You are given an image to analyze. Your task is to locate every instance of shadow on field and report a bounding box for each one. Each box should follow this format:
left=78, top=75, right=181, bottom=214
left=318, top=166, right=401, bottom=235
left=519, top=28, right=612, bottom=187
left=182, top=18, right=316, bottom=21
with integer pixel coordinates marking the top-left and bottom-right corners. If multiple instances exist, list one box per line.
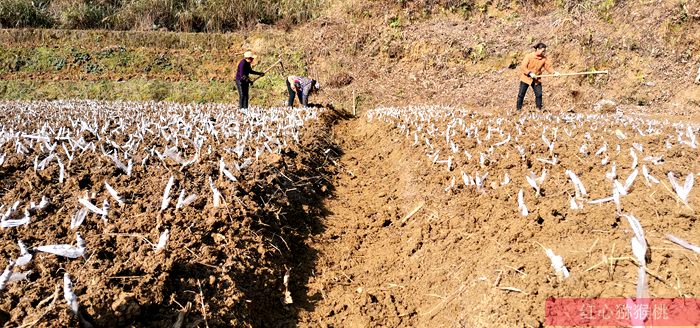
left=242, top=107, right=353, bottom=327
left=50, top=105, right=355, bottom=328
left=73, top=107, right=353, bottom=328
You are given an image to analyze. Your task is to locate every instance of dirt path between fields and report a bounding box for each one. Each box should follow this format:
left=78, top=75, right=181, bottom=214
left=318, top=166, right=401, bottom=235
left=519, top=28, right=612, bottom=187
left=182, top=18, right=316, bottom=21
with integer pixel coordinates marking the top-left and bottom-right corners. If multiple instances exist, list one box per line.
left=295, top=116, right=486, bottom=327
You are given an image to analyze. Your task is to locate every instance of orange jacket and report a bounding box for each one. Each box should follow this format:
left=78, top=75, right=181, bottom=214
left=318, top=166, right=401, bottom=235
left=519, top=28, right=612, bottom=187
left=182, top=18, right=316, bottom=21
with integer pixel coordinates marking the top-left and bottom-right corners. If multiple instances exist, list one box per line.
left=519, top=51, right=554, bottom=85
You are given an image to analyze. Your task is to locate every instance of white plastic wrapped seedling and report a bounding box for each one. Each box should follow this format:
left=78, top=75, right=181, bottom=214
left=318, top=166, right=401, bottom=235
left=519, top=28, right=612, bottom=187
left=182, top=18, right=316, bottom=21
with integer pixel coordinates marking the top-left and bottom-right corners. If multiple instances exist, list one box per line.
left=629, top=148, right=638, bottom=169
left=36, top=233, right=86, bottom=259
left=105, top=182, right=124, bottom=206
left=0, top=260, right=15, bottom=291
left=541, top=133, right=554, bottom=153
left=595, top=143, right=607, bottom=156
left=63, top=273, right=80, bottom=315
left=1, top=209, right=30, bottom=228
left=565, top=170, right=588, bottom=198
left=161, top=176, right=175, bottom=211
left=613, top=169, right=638, bottom=196
left=15, top=240, right=32, bottom=267
left=668, top=172, right=694, bottom=205
left=605, top=163, right=617, bottom=181
left=209, top=176, right=222, bottom=208
left=622, top=214, right=647, bottom=266
left=518, top=189, right=528, bottom=217
left=526, top=169, right=546, bottom=195
left=623, top=214, right=648, bottom=300
left=475, top=171, right=488, bottom=192
left=679, top=126, right=697, bottom=149
left=71, top=208, right=88, bottom=230
left=641, top=165, right=659, bottom=185
left=58, top=159, right=65, bottom=183
left=155, top=229, right=169, bottom=253
left=461, top=171, right=473, bottom=187
left=78, top=197, right=106, bottom=216
left=8, top=270, right=31, bottom=283
left=544, top=248, right=570, bottom=279
left=666, top=234, right=700, bottom=253
left=643, top=155, right=663, bottom=165
left=219, top=158, right=237, bottom=182
left=501, top=173, right=510, bottom=186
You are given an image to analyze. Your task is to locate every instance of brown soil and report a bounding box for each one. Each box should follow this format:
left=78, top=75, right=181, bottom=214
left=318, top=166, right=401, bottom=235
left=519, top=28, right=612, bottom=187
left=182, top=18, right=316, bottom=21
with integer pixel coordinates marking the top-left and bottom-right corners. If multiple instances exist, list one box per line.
left=0, top=99, right=698, bottom=327
left=296, top=106, right=699, bottom=326
left=0, top=101, right=342, bottom=327
left=1, top=1, right=700, bottom=322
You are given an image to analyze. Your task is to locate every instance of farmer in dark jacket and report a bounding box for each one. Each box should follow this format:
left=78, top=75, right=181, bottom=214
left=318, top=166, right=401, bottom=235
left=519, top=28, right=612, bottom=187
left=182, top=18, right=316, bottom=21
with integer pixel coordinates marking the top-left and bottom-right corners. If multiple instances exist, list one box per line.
left=286, top=75, right=320, bottom=107
left=235, top=51, right=264, bottom=109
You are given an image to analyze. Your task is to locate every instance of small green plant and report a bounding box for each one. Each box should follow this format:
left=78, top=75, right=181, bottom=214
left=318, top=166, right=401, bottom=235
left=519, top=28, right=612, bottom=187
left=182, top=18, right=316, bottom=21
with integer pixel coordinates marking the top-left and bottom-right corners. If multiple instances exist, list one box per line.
left=71, top=50, right=91, bottom=65
left=389, top=16, right=401, bottom=28
left=11, top=56, right=27, bottom=72
left=469, top=43, right=487, bottom=63
left=84, top=62, right=102, bottom=74
left=96, top=46, right=126, bottom=59
left=635, top=72, right=646, bottom=83
left=596, top=0, right=615, bottom=22
left=671, top=1, right=689, bottom=26
left=53, top=58, right=66, bottom=71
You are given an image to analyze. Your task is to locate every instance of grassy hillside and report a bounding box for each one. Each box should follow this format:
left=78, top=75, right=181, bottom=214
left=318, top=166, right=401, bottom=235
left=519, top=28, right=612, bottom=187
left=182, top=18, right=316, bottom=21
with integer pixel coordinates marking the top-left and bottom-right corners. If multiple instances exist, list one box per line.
left=1, top=0, right=699, bottom=116
left=0, top=0, right=325, bottom=31
left=0, top=28, right=310, bottom=105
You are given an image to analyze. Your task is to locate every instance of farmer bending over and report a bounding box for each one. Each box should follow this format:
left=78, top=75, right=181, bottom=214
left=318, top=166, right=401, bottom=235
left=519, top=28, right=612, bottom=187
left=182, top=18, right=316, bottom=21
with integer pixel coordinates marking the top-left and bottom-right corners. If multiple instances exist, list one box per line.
left=235, top=51, right=264, bottom=109
left=516, top=42, right=559, bottom=111
left=287, top=75, right=321, bottom=107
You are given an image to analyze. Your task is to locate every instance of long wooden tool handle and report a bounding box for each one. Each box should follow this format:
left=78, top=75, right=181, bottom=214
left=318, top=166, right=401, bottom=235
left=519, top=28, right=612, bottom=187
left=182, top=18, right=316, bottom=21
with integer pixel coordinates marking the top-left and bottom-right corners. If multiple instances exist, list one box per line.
left=535, top=70, right=609, bottom=78
left=251, top=59, right=283, bottom=82
left=259, top=59, right=282, bottom=75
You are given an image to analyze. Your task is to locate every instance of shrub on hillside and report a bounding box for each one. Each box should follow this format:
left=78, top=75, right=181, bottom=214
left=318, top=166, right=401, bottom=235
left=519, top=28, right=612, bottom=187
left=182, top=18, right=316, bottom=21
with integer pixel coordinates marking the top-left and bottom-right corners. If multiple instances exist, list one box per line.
left=186, top=0, right=325, bottom=31
left=49, top=0, right=113, bottom=29
left=108, top=0, right=186, bottom=31
left=0, top=0, right=325, bottom=31
left=396, top=0, right=475, bottom=15
left=0, top=0, right=52, bottom=28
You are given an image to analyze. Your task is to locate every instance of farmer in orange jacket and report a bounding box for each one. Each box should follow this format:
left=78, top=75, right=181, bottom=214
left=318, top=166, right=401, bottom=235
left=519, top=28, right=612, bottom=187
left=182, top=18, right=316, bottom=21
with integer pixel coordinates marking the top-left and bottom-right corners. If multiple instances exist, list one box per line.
left=516, top=42, right=559, bottom=111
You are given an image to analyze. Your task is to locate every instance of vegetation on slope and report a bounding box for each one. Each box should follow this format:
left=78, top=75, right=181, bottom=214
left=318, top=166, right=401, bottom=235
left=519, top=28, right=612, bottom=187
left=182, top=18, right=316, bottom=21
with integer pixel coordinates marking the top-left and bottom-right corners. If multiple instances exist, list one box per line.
left=0, top=0, right=698, bottom=113
left=0, top=0, right=325, bottom=31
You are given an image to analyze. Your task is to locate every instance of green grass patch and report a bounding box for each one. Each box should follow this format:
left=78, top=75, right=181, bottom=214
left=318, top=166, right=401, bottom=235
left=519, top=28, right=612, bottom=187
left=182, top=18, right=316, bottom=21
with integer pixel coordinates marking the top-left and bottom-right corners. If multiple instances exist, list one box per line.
left=0, top=78, right=295, bottom=105
left=0, top=0, right=327, bottom=32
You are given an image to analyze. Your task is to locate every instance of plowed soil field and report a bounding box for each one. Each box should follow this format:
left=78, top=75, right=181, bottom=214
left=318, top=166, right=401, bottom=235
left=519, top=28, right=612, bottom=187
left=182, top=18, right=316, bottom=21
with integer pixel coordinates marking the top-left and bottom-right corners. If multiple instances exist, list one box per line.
left=297, top=107, right=700, bottom=327
left=0, top=101, right=698, bottom=327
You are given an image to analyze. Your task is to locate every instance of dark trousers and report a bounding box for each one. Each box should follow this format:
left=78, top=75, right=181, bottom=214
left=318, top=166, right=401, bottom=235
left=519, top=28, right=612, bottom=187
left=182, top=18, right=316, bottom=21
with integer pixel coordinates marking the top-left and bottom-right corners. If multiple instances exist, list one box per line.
left=516, top=81, right=543, bottom=110
left=286, top=80, right=303, bottom=107
left=236, top=80, right=250, bottom=109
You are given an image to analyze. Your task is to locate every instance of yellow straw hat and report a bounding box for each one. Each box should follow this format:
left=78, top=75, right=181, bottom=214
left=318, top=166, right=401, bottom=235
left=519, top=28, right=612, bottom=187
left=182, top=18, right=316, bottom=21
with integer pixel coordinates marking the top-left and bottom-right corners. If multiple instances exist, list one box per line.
left=243, top=51, right=257, bottom=60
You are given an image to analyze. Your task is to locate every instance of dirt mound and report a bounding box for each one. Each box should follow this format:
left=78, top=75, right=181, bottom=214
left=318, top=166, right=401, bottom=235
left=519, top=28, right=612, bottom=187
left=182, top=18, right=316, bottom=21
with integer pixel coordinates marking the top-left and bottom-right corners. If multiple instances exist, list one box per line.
left=0, top=100, right=341, bottom=327
left=297, top=106, right=699, bottom=326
